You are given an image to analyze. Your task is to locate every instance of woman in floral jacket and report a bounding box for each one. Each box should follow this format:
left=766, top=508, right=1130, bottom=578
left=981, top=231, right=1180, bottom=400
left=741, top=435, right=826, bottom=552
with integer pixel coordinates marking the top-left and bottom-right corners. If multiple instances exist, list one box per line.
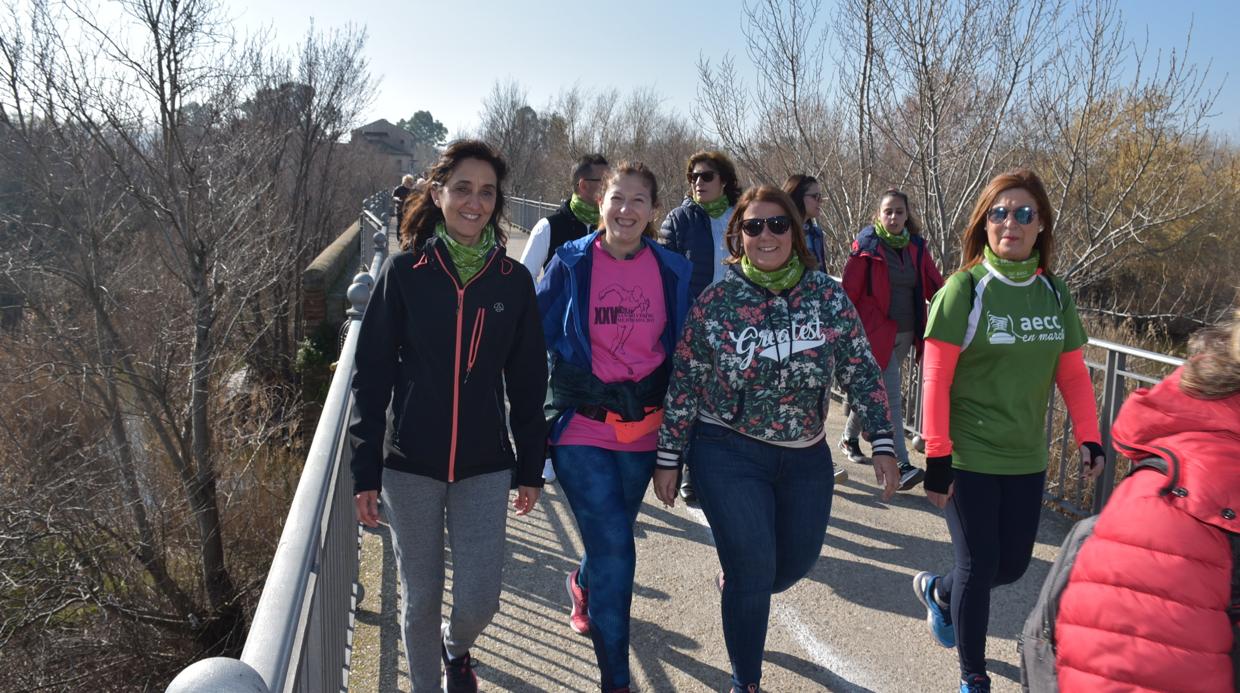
left=652, top=185, right=900, bottom=693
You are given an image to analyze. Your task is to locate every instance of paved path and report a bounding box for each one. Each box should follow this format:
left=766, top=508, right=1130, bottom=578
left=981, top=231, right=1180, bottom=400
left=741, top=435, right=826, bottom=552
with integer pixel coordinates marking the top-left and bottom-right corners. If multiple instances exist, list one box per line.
left=348, top=224, right=1075, bottom=692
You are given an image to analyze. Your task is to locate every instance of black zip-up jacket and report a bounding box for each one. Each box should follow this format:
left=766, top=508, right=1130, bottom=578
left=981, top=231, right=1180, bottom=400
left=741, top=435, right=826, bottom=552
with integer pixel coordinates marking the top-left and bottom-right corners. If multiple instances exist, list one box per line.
left=348, top=235, right=548, bottom=493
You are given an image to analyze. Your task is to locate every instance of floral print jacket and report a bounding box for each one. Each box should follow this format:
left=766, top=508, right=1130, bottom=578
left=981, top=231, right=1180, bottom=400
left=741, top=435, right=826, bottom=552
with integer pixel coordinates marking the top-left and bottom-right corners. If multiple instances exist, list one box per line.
left=655, top=266, right=894, bottom=469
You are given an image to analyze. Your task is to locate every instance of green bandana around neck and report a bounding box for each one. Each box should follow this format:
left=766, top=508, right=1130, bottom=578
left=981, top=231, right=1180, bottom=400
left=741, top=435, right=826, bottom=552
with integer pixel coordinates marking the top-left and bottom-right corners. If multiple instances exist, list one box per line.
left=569, top=193, right=600, bottom=226
left=695, top=194, right=731, bottom=219
left=740, top=253, right=804, bottom=292
left=435, top=222, right=496, bottom=284
left=874, top=221, right=910, bottom=250
left=983, top=245, right=1040, bottom=282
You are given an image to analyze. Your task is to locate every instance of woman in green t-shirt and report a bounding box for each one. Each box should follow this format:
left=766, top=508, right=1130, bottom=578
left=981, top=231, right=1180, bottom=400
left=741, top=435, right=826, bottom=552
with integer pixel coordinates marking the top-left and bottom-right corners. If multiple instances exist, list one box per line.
left=911, top=169, right=1106, bottom=693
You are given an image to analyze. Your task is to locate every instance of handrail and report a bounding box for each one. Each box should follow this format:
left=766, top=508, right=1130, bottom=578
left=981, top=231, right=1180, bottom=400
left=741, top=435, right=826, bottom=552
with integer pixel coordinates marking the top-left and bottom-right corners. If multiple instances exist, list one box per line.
left=165, top=218, right=392, bottom=693
left=508, top=195, right=560, bottom=232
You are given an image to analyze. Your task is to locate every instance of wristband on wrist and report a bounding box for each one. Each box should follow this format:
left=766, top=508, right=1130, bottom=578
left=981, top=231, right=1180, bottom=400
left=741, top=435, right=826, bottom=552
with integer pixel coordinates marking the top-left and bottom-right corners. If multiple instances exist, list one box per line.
left=924, top=454, right=954, bottom=493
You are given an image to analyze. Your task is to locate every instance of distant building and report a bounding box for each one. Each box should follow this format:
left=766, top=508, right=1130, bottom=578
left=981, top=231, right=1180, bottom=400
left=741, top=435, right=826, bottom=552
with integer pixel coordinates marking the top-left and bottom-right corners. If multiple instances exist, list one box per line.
left=348, top=119, right=436, bottom=176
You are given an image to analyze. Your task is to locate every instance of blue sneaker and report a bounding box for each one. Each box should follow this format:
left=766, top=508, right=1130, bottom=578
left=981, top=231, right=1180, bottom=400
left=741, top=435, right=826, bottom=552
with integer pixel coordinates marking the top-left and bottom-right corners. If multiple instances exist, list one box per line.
left=913, top=571, right=955, bottom=648
left=959, top=673, right=991, bottom=692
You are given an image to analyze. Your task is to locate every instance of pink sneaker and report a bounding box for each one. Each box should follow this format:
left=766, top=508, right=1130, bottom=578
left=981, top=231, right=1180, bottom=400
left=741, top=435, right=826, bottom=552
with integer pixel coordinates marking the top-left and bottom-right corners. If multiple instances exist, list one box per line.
left=566, top=568, right=590, bottom=635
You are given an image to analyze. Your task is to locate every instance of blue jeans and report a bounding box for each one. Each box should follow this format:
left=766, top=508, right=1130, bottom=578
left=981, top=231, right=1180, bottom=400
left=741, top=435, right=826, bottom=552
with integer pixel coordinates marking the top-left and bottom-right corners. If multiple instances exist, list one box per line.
left=552, top=445, right=656, bottom=689
left=687, top=422, right=834, bottom=690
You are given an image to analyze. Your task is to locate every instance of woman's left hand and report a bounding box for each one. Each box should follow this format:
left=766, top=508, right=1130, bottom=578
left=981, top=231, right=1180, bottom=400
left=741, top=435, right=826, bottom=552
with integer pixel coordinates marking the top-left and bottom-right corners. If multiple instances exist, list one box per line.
left=652, top=468, right=680, bottom=508
left=871, top=453, right=900, bottom=501
left=1080, top=442, right=1106, bottom=481
left=512, top=485, right=541, bottom=516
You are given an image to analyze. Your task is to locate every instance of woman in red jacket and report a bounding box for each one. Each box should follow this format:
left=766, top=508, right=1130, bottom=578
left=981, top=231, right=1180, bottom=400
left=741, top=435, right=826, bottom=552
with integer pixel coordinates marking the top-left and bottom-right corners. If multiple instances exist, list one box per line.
left=840, top=189, right=944, bottom=490
left=1055, top=312, right=1240, bottom=692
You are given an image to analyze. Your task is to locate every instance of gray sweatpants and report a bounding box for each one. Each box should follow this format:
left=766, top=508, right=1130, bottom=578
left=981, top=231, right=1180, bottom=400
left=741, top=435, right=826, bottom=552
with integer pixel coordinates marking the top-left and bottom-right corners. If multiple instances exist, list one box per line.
left=845, top=330, right=914, bottom=466
left=380, top=468, right=511, bottom=693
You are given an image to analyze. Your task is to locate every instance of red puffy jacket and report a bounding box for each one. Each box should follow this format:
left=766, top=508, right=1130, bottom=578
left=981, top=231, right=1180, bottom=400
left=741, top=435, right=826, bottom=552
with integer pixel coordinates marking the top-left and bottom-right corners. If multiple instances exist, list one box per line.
left=841, top=226, right=944, bottom=369
left=1055, top=369, right=1240, bottom=692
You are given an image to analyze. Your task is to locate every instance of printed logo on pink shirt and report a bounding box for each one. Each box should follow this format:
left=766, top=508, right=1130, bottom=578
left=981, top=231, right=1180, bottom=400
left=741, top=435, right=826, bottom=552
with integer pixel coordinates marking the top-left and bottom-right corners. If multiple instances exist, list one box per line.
left=594, top=283, right=654, bottom=361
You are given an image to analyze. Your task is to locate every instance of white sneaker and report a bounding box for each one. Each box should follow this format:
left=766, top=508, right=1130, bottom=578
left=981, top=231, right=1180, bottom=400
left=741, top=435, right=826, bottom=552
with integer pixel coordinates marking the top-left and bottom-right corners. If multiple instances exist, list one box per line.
left=542, top=458, right=556, bottom=483
left=833, top=463, right=848, bottom=484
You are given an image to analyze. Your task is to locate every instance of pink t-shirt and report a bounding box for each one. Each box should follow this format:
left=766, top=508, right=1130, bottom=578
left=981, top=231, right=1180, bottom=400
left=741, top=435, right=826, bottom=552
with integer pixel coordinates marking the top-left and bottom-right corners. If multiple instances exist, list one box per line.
left=557, top=241, right=667, bottom=451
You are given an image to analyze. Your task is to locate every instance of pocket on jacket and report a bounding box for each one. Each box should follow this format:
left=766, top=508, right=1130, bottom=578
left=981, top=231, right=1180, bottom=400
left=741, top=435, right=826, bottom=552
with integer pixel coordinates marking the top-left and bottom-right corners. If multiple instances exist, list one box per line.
left=391, top=383, right=416, bottom=445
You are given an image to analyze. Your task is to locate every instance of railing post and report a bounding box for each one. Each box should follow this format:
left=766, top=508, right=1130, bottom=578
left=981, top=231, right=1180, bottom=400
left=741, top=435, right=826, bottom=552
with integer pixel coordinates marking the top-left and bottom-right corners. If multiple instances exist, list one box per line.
left=165, top=657, right=269, bottom=692
left=348, top=273, right=373, bottom=322
left=1092, top=351, right=1126, bottom=513
left=359, top=210, right=368, bottom=271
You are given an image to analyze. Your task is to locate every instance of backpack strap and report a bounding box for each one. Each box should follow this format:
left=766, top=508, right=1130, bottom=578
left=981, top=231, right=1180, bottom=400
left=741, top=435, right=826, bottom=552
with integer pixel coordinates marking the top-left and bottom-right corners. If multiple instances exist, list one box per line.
left=1037, top=273, right=1064, bottom=311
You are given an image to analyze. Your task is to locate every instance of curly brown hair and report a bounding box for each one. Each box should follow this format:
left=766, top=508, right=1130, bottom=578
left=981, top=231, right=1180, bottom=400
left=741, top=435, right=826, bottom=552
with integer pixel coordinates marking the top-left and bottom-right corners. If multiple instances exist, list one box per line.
left=401, top=140, right=508, bottom=252
left=686, top=150, right=743, bottom=206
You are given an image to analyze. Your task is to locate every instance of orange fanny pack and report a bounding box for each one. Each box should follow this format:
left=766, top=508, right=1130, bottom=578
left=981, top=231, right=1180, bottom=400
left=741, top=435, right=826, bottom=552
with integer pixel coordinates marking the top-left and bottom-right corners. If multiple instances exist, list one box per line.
left=604, top=407, right=664, bottom=443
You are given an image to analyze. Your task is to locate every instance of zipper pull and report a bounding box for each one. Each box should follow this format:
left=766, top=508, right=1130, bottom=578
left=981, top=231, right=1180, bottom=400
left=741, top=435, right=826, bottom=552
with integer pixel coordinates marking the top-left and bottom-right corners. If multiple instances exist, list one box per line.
left=463, top=368, right=472, bottom=385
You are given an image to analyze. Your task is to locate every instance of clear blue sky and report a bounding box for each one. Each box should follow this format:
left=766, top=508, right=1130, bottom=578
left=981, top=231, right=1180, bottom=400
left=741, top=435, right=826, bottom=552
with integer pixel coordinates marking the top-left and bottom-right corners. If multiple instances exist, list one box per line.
left=231, top=0, right=1239, bottom=140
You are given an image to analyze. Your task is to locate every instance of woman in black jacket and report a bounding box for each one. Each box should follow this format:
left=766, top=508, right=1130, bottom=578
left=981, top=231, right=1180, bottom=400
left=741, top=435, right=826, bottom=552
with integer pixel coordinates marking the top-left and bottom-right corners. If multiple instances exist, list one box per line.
left=349, top=140, right=548, bottom=693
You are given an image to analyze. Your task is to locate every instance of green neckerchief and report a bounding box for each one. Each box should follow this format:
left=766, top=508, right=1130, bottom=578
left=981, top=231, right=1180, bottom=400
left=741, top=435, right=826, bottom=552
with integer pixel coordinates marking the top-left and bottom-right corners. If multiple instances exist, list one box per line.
left=435, top=222, right=496, bottom=284
left=569, top=193, right=600, bottom=226
left=740, top=253, right=804, bottom=292
left=984, top=245, right=1040, bottom=282
left=874, top=221, right=909, bottom=250
left=694, top=194, right=731, bottom=219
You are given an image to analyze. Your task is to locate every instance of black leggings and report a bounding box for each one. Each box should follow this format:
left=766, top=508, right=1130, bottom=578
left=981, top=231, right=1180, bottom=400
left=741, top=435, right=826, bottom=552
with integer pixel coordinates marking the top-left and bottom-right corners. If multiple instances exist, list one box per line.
left=938, top=468, right=1046, bottom=678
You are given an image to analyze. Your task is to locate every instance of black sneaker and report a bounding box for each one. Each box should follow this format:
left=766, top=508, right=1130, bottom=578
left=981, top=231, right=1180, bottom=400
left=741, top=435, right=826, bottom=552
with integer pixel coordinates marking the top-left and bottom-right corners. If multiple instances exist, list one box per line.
left=898, top=464, right=925, bottom=491
left=441, top=641, right=477, bottom=693
left=838, top=438, right=868, bottom=464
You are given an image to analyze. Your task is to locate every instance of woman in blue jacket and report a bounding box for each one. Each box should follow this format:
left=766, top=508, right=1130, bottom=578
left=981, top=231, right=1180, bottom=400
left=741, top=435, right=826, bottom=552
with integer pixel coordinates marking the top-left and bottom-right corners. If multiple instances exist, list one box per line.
left=537, top=162, right=691, bottom=693
left=658, top=149, right=742, bottom=501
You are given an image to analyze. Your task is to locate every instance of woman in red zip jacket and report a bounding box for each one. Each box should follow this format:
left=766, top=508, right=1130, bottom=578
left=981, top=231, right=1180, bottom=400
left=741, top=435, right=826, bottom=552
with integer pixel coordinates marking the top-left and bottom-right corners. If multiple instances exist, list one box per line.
left=348, top=140, right=548, bottom=693
left=1055, top=313, right=1240, bottom=692
left=839, top=189, right=944, bottom=490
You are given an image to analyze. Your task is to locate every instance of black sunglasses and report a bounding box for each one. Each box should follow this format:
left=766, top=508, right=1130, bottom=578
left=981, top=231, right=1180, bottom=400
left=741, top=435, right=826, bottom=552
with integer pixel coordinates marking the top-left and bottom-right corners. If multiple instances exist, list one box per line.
left=987, top=205, right=1037, bottom=225
left=688, top=170, right=717, bottom=183
left=739, top=216, right=792, bottom=237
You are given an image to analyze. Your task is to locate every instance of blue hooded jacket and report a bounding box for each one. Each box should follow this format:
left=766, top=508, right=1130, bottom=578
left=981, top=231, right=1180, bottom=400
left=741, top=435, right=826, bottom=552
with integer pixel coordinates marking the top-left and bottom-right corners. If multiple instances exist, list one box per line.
left=535, top=231, right=693, bottom=440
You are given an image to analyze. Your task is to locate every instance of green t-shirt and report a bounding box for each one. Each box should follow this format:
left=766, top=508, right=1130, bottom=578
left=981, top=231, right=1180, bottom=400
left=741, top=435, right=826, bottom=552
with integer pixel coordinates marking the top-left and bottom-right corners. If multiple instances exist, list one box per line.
left=924, top=263, right=1087, bottom=474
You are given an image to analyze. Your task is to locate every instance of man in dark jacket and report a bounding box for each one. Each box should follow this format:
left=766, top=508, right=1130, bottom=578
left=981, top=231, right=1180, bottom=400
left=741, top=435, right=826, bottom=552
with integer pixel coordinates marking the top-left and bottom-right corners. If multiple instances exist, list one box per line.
left=519, top=154, right=609, bottom=280
left=519, top=154, right=608, bottom=482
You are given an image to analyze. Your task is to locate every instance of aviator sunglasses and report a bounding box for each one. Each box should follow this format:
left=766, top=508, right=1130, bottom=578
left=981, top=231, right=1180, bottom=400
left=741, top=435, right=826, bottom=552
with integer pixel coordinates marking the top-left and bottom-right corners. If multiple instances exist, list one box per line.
left=987, top=205, right=1038, bottom=225
left=739, top=216, right=792, bottom=236
left=688, top=170, right=718, bottom=183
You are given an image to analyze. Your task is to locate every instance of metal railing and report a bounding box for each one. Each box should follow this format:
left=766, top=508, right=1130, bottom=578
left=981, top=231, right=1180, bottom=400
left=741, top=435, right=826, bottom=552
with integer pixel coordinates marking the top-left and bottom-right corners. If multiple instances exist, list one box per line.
left=362, top=189, right=391, bottom=227
left=508, top=195, right=559, bottom=232
left=857, top=315, right=1184, bottom=520
left=165, top=212, right=392, bottom=693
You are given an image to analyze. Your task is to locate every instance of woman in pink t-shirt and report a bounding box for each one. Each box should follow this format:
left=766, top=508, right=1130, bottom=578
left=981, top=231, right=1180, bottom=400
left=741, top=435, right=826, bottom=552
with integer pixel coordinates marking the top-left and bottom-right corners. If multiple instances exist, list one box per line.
left=535, top=162, right=692, bottom=693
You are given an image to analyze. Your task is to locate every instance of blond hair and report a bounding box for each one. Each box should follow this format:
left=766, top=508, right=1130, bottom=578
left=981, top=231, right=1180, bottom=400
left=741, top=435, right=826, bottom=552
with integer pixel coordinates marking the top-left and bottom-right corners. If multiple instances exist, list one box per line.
left=1179, top=308, right=1240, bottom=399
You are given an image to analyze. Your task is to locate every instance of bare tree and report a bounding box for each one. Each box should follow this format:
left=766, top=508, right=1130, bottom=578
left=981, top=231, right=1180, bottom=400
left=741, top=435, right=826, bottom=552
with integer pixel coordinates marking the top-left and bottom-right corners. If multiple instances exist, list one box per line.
left=0, top=0, right=375, bottom=686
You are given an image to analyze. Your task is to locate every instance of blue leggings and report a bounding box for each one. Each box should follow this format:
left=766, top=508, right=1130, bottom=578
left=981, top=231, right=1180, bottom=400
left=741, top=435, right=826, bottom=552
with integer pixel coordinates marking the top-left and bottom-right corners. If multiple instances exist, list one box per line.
left=552, top=445, right=656, bottom=690
left=938, top=469, right=1045, bottom=678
